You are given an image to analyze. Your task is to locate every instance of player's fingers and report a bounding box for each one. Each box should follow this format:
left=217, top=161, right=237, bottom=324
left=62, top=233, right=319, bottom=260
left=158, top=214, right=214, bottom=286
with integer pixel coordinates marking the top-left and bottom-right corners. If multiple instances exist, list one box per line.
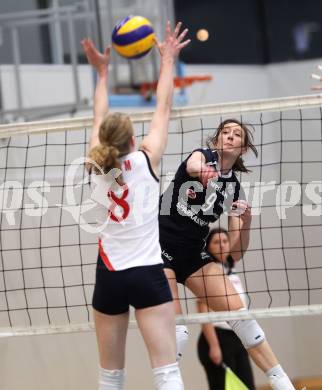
left=177, top=28, right=189, bottom=43
left=173, top=21, right=182, bottom=38
left=153, top=36, right=162, bottom=54
left=232, top=199, right=248, bottom=207
left=104, top=46, right=111, bottom=56
left=81, top=38, right=91, bottom=49
left=153, top=35, right=161, bottom=46
left=231, top=201, right=248, bottom=215
left=178, top=39, right=191, bottom=49
left=85, top=40, right=98, bottom=55
left=165, top=20, right=171, bottom=39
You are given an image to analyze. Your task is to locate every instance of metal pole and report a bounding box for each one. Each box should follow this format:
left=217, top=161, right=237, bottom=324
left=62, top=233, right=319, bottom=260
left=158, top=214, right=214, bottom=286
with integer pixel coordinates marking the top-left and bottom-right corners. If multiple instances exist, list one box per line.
left=11, top=27, right=23, bottom=117
left=106, top=0, right=119, bottom=91
left=83, top=0, right=94, bottom=39
left=50, top=0, right=64, bottom=64
left=93, top=0, right=104, bottom=52
left=67, top=11, right=81, bottom=106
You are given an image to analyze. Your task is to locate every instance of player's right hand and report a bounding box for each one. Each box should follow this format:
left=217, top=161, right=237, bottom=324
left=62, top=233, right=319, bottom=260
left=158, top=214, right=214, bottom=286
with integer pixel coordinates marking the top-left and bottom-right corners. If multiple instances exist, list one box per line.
left=200, top=165, right=218, bottom=187
left=209, top=345, right=223, bottom=366
left=81, top=38, right=110, bottom=76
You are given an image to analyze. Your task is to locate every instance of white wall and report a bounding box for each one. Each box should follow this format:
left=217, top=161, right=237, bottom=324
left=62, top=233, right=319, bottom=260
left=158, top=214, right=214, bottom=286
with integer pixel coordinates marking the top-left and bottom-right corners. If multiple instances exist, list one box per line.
left=0, top=325, right=208, bottom=390
left=1, top=58, right=319, bottom=117
left=184, top=59, right=320, bottom=106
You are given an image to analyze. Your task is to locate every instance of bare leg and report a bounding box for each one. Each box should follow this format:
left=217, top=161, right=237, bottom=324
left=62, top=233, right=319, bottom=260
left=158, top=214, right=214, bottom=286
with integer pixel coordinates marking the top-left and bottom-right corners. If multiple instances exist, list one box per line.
left=94, top=308, right=129, bottom=369
left=185, top=262, right=244, bottom=312
left=186, top=263, right=294, bottom=389
left=164, top=268, right=182, bottom=314
left=135, top=301, right=177, bottom=368
left=135, top=301, right=184, bottom=389
left=248, top=341, right=278, bottom=372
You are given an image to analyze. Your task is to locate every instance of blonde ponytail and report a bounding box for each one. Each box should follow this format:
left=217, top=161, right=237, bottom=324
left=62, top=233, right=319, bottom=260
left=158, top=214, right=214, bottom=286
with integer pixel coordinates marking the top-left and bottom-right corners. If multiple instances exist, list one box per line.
left=88, top=144, right=121, bottom=174
left=87, top=112, right=134, bottom=179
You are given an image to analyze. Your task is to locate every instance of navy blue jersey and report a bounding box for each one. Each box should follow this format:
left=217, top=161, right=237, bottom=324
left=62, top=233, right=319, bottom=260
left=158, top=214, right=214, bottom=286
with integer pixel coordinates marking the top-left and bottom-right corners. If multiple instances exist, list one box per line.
left=159, top=148, right=243, bottom=244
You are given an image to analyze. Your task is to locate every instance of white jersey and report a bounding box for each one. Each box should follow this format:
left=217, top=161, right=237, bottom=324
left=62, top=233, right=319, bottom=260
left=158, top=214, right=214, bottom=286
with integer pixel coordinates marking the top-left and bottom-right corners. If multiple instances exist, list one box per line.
left=92, top=150, right=161, bottom=271
left=213, top=264, right=248, bottom=330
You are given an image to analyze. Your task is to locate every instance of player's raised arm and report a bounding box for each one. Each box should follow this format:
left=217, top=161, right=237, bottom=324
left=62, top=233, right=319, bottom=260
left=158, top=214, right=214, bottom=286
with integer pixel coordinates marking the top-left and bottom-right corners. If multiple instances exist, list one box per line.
left=140, top=21, right=190, bottom=173
left=81, top=38, right=111, bottom=151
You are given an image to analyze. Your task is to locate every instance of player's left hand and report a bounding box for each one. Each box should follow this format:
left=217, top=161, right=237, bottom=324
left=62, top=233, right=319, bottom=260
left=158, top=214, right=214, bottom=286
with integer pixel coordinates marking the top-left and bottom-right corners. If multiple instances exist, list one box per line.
left=230, top=200, right=252, bottom=225
left=155, top=21, right=190, bottom=60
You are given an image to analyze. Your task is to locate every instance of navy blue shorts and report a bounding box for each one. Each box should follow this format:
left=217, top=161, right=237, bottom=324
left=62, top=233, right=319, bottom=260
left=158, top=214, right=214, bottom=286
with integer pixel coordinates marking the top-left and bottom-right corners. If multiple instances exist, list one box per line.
left=160, top=240, right=213, bottom=284
left=92, top=254, right=173, bottom=315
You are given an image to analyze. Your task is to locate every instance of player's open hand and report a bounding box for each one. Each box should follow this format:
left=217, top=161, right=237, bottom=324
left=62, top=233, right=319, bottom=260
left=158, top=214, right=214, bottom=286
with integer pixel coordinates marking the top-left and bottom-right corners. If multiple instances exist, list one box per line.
left=155, top=21, right=190, bottom=61
left=81, top=38, right=110, bottom=76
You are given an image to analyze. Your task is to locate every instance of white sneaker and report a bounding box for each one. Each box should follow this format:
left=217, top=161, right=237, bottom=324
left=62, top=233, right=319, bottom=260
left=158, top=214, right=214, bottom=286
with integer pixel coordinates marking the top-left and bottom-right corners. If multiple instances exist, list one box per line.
left=269, top=375, right=296, bottom=390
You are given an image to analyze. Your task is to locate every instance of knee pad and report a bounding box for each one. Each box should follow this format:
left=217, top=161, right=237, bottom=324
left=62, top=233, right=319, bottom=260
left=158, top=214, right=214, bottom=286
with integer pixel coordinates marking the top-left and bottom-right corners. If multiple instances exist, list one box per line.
left=99, top=367, right=125, bottom=390
left=228, top=309, right=266, bottom=349
left=153, top=362, right=184, bottom=390
left=176, top=325, right=189, bottom=361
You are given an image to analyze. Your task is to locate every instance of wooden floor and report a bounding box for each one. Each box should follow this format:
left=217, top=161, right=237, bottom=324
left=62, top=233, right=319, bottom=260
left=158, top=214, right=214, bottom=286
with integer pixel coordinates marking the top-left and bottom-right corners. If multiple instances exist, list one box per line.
left=258, top=376, right=322, bottom=390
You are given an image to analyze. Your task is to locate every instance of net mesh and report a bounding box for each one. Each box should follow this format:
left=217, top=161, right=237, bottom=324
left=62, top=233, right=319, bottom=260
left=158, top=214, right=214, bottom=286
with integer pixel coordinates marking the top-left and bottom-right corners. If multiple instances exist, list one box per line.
left=1, top=94, right=322, bottom=337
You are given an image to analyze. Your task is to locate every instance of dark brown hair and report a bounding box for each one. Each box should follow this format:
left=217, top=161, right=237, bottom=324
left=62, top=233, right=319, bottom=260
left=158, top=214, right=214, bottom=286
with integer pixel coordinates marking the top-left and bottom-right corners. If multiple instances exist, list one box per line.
left=206, top=227, right=234, bottom=270
left=206, top=118, right=258, bottom=173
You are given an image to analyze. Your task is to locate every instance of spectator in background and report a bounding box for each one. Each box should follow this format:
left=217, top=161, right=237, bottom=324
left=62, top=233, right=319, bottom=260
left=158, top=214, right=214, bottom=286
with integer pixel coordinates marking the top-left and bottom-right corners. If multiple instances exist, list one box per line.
left=197, top=228, right=255, bottom=390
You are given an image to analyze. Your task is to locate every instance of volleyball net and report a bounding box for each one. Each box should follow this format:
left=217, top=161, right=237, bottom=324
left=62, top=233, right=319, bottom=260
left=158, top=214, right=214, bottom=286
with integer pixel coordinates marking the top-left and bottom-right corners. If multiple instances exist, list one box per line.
left=1, top=94, right=322, bottom=337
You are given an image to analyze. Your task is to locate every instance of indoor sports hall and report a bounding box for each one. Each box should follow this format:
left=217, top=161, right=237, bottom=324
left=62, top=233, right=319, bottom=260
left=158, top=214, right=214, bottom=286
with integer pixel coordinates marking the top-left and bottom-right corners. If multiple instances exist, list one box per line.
left=0, top=1, right=322, bottom=389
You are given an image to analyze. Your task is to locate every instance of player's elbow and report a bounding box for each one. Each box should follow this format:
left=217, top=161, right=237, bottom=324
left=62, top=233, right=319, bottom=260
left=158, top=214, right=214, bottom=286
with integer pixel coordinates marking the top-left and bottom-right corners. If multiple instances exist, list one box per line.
left=186, top=159, right=200, bottom=177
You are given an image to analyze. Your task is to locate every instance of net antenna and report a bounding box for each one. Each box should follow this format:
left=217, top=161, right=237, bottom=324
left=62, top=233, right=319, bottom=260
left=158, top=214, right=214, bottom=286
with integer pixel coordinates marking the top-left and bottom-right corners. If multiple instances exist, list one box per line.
left=1, top=93, right=322, bottom=337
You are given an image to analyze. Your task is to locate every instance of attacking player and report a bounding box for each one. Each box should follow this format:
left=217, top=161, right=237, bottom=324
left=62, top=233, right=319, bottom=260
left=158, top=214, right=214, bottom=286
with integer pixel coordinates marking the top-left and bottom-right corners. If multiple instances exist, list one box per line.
left=159, top=119, right=296, bottom=390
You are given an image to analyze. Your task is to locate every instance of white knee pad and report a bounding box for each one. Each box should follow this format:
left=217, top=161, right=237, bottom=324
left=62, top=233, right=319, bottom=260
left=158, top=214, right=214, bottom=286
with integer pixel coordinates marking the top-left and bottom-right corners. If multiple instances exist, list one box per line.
left=99, top=367, right=125, bottom=390
left=228, top=309, right=266, bottom=349
left=153, top=362, right=184, bottom=390
left=176, top=325, right=189, bottom=361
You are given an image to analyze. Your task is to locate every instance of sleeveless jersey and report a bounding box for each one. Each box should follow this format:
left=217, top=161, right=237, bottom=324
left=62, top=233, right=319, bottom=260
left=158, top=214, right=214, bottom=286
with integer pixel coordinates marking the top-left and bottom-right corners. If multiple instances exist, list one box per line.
left=159, top=148, right=242, bottom=244
left=93, top=150, right=161, bottom=271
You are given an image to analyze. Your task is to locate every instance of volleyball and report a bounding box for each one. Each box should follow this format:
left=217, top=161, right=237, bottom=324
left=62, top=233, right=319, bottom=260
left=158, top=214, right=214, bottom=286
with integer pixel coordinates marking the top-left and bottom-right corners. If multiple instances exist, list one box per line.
left=111, top=15, right=155, bottom=59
